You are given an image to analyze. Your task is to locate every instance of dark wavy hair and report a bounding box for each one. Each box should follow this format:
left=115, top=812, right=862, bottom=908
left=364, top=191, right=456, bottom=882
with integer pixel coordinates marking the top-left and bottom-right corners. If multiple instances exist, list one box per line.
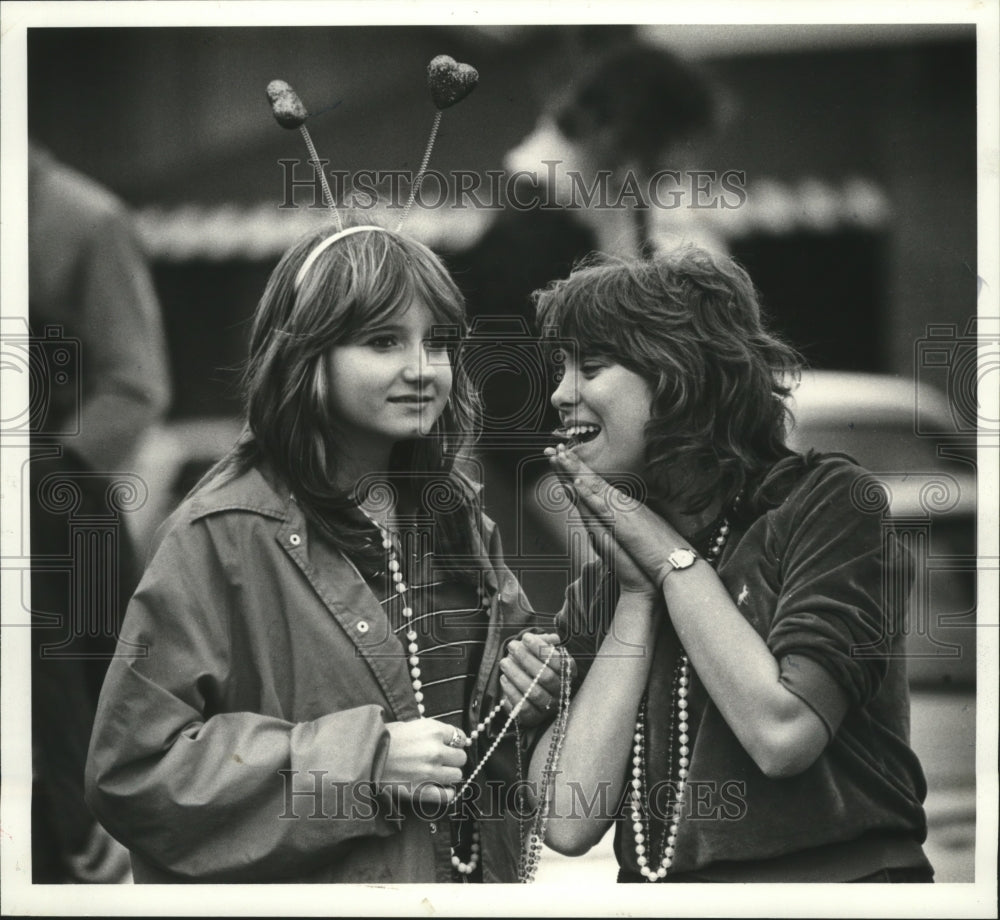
left=203, top=220, right=483, bottom=574
left=533, top=246, right=801, bottom=515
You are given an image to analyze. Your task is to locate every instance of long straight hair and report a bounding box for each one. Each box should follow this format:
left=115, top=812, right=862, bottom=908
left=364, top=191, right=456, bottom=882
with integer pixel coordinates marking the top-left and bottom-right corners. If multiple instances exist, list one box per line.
left=201, top=221, right=483, bottom=576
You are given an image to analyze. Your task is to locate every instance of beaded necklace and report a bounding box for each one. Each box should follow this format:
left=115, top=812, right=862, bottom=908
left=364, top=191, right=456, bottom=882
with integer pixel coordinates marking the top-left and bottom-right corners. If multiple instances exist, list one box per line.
left=517, top=646, right=573, bottom=882
left=365, top=512, right=571, bottom=882
left=629, top=496, right=738, bottom=882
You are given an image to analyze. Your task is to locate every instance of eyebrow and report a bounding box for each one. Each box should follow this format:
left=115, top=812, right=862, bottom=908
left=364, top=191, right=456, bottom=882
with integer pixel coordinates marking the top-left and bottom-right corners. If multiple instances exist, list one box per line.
left=358, top=321, right=407, bottom=336
left=358, top=320, right=450, bottom=339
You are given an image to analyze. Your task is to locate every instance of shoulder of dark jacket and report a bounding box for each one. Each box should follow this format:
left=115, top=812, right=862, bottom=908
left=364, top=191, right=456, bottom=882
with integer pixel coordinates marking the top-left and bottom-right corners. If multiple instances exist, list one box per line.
left=749, top=450, right=871, bottom=518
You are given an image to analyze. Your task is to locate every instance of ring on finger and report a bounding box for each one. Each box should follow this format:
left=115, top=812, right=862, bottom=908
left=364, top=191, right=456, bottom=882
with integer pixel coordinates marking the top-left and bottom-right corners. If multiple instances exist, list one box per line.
left=446, top=727, right=466, bottom=749
left=529, top=687, right=551, bottom=712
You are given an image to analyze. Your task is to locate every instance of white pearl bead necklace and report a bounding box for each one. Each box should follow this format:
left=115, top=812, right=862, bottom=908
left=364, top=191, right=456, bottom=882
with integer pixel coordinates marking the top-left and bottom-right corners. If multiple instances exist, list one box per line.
left=369, top=516, right=557, bottom=879
left=631, top=658, right=689, bottom=880
left=372, top=519, right=507, bottom=736
left=630, top=500, right=736, bottom=881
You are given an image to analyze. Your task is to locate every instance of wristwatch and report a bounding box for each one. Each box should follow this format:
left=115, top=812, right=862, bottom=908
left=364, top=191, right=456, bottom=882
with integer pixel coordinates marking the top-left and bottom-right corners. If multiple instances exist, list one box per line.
left=663, top=547, right=698, bottom=580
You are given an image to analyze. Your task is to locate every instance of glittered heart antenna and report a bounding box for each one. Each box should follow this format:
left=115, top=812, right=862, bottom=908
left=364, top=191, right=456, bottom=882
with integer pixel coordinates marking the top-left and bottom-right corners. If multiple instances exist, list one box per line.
left=265, top=79, right=342, bottom=231
left=265, top=55, right=479, bottom=233
left=400, top=55, right=479, bottom=228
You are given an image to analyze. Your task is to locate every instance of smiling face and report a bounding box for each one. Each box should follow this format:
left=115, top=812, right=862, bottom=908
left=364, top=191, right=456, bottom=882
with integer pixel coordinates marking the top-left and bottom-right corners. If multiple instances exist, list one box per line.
left=550, top=351, right=654, bottom=479
left=325, top=297, right=452, bottom=473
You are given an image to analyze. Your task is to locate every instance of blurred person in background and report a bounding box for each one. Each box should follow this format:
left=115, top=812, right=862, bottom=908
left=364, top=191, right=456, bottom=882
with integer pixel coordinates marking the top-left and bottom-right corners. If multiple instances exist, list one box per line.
left=446, top=42, right=726, bottom=609
left=28, top=140, right=172, bottom=882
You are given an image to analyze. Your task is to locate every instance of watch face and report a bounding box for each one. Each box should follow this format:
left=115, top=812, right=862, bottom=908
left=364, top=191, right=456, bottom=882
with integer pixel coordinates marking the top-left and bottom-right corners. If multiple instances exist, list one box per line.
left=670, top=548, right=698, bottom=569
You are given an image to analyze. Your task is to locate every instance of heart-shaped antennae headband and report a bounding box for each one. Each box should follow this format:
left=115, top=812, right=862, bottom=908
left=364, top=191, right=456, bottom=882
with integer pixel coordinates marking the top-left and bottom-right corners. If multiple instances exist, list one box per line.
left=266, top=79, right=343, bottom=232
left=399, top=55, right=479, bottom=229
left=267, top=55, right=479, bottom=290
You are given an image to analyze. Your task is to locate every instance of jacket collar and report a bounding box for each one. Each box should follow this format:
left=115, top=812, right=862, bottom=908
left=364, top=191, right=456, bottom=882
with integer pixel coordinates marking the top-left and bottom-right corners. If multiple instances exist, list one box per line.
left=186, top=464, right=498, bottom=592
left=188, top=464, right=291, bottom=523
left=186, top=463, right=503, bottom=721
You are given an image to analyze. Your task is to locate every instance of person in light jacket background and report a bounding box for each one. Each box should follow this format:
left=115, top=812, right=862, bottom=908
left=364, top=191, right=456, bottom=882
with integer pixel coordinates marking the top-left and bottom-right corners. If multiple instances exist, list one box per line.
left=29, top=141, right=171, bottom=883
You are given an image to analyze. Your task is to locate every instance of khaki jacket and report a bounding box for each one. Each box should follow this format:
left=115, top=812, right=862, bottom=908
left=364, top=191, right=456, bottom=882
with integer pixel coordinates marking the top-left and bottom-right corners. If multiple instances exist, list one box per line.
left=85, top=465, right=534, bottom=882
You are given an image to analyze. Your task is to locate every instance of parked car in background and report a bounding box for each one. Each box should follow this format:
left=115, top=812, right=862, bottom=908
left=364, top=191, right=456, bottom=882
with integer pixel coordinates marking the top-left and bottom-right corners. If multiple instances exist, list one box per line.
left=786, top=370, right=978, bottom=689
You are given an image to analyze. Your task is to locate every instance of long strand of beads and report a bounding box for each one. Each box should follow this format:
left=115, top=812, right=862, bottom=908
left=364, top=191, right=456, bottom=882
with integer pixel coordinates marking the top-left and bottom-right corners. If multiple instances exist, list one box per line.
left=455, top=645, right=558, bottom=800
left=630, top=500, right=736, bottom=882
left=513, top=719, right=529, bottom=844
left=631, top=670, right=691, bottom=880
left=666, top=658, right=690, bottom=869
left=452, top=646, right=562, bottom=878
left=630, top=708, right=658, bottom=878
left=368, top=512, right=572, bottom=881
left=630, top=657, right=688, bottom=880
left=367, top=517, right=481, bottom=876
left=519, top=648, right=572, bottom=883
left=631, top=672, right=678, bottom=879
left=372, top=522, right=428, bottom=715
left=371, top=515, right=527, bottom=747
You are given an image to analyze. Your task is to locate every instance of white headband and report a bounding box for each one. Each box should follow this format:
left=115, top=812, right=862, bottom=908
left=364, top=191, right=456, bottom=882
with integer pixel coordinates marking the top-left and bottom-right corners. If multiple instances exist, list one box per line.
left=294, top=225, right=392, bottom=292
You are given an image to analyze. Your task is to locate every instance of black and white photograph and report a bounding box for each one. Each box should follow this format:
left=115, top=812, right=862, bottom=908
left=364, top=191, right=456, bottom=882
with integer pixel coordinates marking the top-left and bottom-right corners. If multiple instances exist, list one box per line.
left=1, top=1, right=997, bottom=916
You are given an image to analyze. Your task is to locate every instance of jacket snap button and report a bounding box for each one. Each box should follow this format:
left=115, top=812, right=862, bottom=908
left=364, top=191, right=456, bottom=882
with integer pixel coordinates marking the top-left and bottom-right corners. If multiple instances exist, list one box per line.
left=289, top=533, right=301, bottom=546
left=429, top=822, right=438, bottom=834
left=356, top=620, right=369, bottom=633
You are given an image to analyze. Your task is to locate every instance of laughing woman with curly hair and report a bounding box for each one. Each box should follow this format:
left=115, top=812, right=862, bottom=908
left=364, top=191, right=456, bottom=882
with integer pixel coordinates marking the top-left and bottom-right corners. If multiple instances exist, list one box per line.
left=499, top=246, right=933, bottom=883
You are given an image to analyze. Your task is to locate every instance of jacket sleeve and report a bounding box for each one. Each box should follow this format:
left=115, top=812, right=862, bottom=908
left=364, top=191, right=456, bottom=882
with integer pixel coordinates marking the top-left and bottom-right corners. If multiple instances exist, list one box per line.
left=766, top=462, right=910, bottom=709
left=65, top=201, right=171, bottom=472
left=84, top=514, right=400, bottom=882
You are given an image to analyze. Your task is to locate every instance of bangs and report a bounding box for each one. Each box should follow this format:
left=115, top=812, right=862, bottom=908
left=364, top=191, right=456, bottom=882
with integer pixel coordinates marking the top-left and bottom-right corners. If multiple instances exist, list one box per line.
left=342, top=263, right=422, bottom=335
left=535, top=262, right=638, bottom=364
left=405, top=249, right=467, bottom=330
left=305, top=230, right=467, bottom=343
